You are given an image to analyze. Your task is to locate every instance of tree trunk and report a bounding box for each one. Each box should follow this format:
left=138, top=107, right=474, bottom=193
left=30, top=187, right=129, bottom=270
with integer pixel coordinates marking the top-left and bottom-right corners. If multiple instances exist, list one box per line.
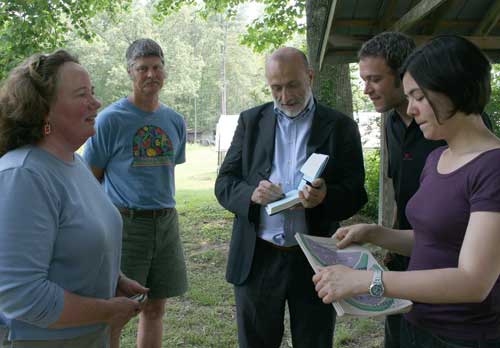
left=306, top=0, right=353, bottom=118
left=316, top=64, right=353, bottom=116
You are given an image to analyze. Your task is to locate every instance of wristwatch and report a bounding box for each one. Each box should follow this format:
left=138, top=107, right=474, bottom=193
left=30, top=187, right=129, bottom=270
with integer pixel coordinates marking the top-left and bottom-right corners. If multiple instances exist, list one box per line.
left=369, top=269, right=385, bottom=297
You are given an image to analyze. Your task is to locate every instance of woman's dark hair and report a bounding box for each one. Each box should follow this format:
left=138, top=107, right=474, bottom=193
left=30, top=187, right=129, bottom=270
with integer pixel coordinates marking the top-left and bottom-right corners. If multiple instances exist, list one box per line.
left=0, top=50, right=79, bottom=156
left=400, top=35, right=491, bottom=121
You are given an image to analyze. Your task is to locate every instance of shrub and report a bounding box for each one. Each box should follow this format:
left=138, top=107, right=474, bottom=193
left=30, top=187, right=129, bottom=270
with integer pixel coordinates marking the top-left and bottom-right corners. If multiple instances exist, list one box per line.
left=360, top=149, right=380, bottom=220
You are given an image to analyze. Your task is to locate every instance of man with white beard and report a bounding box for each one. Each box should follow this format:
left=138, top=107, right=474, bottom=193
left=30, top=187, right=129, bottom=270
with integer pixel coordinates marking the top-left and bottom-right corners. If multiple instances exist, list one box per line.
left=215, top=47, right=367, bottom=348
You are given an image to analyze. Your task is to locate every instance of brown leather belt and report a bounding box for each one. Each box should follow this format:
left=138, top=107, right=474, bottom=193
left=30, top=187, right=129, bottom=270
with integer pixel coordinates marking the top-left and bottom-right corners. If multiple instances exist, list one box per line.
left=257, top=238, right=300, bottom=252
left=118, top=207, right=173, bottom=218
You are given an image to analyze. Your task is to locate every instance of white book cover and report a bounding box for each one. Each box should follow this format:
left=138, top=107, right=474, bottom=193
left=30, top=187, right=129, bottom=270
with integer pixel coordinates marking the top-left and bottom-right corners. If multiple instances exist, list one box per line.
left=265, top=153, right=329, bottom=215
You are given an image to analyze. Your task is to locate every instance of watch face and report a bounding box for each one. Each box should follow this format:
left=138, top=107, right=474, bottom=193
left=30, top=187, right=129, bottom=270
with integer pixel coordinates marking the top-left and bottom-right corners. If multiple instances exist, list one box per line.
left=370, top=284, right=384, bottom=297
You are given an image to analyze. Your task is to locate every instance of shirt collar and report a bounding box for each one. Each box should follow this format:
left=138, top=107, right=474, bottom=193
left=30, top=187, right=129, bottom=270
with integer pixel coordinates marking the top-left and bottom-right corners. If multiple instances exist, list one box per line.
left=391, top=109, right=418, bottom=128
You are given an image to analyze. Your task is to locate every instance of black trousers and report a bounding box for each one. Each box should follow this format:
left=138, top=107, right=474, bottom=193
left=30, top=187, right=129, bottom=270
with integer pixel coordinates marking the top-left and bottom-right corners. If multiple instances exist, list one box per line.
left=234, top=238, right=335, bottom=348
left=400, top=319, right=500, bottom=348
left=384, top=253, right=410, bottom=348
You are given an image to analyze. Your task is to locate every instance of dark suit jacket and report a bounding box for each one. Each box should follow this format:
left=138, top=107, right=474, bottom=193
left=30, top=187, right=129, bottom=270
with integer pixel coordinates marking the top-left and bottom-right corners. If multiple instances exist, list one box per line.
left=215, top=101, right=367, bottom=285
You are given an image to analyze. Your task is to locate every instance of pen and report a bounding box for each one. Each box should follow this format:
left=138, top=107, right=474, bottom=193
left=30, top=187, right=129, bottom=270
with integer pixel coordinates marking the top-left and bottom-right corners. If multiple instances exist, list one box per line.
left=258, top=171, right=285, bottom=198
left=304, top=179, right=320, bottom=189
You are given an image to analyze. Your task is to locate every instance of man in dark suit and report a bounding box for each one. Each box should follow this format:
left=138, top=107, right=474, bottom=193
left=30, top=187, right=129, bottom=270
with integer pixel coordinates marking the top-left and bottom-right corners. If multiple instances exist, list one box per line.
left=215, top=47, right=367, bottom=348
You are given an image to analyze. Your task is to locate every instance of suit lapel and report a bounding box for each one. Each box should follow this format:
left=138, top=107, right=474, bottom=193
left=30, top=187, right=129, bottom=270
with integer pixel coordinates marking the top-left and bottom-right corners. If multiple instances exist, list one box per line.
left=307, top=103, right=335, bottom=156
left=258, top=104, right=276, bottom=165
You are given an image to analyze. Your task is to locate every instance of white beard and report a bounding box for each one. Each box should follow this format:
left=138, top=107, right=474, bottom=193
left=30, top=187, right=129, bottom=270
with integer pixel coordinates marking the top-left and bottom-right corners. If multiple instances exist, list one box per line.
left=275, top=88, right=312, bottom=118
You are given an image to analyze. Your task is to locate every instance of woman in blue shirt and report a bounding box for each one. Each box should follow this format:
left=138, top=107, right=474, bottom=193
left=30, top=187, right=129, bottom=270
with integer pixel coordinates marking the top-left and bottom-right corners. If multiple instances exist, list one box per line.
left=0, top=50, right=147, bottom=347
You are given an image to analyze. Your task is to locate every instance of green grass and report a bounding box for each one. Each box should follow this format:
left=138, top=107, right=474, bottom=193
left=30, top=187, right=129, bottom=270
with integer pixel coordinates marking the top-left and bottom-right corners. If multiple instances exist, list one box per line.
left=119, top=144, right=384, bottom=348
left=176, top=144, right=219, bottom=190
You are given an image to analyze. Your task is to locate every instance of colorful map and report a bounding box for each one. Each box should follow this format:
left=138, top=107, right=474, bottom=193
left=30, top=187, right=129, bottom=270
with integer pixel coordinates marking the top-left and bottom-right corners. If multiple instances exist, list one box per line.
left=301, top=235, right=395, bottom=312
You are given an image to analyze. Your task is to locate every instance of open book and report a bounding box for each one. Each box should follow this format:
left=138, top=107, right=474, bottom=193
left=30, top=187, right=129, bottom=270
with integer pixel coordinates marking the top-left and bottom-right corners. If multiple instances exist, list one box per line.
left=295, top=233, right=413, bottom=317
left=265, top=153, right=329, bottom=215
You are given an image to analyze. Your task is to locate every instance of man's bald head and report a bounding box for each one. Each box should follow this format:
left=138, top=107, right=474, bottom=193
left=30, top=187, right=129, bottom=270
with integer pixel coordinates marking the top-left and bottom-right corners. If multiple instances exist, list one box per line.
left=265, top=47, right=309, bottom=75
left=265, top=47, right=314, bottom=117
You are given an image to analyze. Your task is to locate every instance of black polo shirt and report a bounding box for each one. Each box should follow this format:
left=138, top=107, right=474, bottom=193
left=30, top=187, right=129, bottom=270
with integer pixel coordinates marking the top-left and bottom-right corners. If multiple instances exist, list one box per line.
left=385, top=110, right=445, bottom=230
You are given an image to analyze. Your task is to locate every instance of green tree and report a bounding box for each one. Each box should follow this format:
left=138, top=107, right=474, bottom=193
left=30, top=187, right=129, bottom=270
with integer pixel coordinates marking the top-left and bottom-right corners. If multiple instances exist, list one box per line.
left=155, top=0, right=305, bottom=53
left=486, top=64, right=500, bottom=137
left=360, top=149, right=380, bottom=220
left=350, top=64, right=374, bottom=113
left=0, top=0, right=130, bottom=78
left=67, top=2, right=269, bottom=133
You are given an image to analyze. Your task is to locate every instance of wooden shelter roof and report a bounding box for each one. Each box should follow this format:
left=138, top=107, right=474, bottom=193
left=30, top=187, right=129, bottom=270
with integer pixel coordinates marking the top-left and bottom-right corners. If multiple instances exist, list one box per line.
left=317, top=0, right=500, bottom=68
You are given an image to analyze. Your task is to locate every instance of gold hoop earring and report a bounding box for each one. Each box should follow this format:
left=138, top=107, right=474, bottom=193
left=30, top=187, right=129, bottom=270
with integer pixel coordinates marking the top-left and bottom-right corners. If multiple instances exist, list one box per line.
left=43, top=122, right=51, bottom=136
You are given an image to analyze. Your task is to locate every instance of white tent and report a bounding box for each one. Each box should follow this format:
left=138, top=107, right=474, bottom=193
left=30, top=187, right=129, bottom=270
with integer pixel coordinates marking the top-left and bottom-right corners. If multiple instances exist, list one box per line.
left=355, top=112, right=380, bottom=149
left=216, top=114, right=239, bottom=167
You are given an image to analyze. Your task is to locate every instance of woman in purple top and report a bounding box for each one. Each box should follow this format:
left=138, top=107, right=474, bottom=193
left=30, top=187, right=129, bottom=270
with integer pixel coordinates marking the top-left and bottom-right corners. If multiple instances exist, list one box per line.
left=313, top=35, right=500, bottom=347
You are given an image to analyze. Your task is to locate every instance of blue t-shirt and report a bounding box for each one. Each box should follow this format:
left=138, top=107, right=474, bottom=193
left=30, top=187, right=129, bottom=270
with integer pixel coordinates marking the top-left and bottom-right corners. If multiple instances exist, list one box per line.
left=0, top=146, right=122, bottom=340
left=406, top=146, right=500, bottom=340
left=83, top=98, right=186, bottom=209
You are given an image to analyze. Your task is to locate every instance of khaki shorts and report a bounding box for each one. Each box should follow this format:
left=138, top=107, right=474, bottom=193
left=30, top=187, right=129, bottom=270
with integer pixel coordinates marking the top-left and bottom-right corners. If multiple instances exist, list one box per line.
left=120, top=208, right=188, bottom=299
left=0, top=326, right=109, bottom=348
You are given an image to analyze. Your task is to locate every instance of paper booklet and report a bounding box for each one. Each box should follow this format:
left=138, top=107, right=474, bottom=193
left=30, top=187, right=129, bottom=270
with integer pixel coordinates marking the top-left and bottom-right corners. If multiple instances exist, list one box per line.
left=265, top=153, right=329, bottom=216
left=295, top=233, right=413, bottom=318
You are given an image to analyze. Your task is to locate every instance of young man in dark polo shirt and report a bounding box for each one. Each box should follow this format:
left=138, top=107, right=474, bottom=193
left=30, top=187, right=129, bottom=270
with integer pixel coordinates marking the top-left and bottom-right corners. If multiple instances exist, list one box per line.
left=358, top=31, right=491, bottom=348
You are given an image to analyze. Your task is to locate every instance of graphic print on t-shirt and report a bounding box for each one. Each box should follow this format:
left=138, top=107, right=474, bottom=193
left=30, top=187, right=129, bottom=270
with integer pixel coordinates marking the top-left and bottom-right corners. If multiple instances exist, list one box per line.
left=132, top=125, right=174, bottom=167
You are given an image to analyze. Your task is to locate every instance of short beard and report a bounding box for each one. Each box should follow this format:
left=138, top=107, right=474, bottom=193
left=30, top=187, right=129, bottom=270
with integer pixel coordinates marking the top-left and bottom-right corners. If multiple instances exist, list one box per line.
left=276, top=88, right=312, bottom=118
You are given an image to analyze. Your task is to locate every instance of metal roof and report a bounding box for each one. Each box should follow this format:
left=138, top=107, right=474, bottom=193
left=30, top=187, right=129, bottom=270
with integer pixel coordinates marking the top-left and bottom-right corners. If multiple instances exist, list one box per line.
left=317, top=0, right=500, bottom=69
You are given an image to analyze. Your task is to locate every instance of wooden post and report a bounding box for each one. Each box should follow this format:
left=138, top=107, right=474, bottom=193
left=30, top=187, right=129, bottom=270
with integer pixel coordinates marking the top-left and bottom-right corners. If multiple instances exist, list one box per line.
left=378, top=112, right=395, bottom=227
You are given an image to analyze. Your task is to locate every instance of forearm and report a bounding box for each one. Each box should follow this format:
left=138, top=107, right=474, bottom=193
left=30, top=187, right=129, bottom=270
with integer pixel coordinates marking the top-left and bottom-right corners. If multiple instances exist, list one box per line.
left=383, top=268, right=490, bottom=303
left=49, top=291, right=113, bottom=328
left=367, top=224, right=414, bottom=256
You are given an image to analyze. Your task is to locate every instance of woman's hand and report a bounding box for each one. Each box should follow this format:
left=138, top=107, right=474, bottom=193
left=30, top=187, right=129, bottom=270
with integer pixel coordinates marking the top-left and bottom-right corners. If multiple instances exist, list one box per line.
left=106, top=296, right=142, bottom=338
left=333, top=223, right=377, bottom=249
left=110, top=273, right=149, bottom=343
left=116, top=274, right=148, bottom=298
left=313, top=265, right=371, bottom=304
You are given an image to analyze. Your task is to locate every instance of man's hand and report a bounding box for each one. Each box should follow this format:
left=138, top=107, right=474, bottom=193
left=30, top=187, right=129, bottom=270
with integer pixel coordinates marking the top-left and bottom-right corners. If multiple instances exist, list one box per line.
left=251, top=180, right=284, bottom=205
left=299, top=178, right=326, bottom=208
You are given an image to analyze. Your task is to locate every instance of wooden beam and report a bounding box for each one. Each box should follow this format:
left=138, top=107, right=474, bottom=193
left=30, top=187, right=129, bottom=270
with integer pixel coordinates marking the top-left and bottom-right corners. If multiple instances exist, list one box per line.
left=319, top=0, right=339, bottom=71
left=422, top=0, right=456, bottom=35
left=391, top=0, right=448, bottom=32
left=323, top=48, right=500, bottom=67
left=474, top=0, right=500, bottom=36
left=378, top=0, right=399, bottom=31
left=415, top=36, right=500, bottom=50
left=328, top=34, right=369, bottom=49
left=324, top=34, right=500, bottom=64
left=322, top=51, right=359, bottom=65
left=328, top=34, right=500, bottom=51
left=334, top=19, right=378, bottom=28
left=333, top=18, right=499, bottom=31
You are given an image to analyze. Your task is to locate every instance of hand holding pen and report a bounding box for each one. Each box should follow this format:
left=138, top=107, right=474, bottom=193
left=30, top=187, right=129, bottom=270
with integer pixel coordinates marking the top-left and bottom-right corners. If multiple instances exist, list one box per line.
left=251, top=179, right=285, bottom=205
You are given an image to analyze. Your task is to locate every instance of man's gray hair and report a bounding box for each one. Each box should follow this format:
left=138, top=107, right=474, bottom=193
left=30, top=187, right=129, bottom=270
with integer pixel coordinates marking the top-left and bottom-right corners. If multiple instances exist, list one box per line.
left=358, top=32, right=416, bottom=74
left=126, top=38, right=164, bottom=68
